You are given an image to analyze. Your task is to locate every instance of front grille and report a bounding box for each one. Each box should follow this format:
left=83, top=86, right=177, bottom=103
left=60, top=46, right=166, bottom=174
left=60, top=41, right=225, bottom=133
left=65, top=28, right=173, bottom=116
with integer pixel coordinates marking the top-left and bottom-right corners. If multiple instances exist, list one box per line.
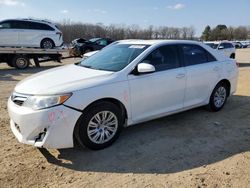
left=11, top=92, right=29, bottom=106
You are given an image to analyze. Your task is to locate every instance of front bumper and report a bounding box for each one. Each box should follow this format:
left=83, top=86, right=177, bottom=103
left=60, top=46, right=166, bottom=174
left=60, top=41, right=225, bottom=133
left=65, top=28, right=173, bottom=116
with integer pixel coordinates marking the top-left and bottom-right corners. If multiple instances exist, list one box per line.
left=8, top=98, right=81, bottom=149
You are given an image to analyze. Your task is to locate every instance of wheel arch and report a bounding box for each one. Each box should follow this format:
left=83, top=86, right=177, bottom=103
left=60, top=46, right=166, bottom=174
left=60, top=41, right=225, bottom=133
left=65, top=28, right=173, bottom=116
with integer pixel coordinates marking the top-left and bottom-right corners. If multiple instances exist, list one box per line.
left=83, top=98, right=128, bottom=120
left=215, top=79, right=231, bottom=97
left=73, top=97, right=128, bottom=146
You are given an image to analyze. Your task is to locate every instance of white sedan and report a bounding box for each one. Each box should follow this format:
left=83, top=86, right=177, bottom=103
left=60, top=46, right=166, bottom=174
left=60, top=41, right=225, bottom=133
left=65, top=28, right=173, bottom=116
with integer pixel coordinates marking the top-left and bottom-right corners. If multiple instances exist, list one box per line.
left=8, top=40, right=238, bottom=150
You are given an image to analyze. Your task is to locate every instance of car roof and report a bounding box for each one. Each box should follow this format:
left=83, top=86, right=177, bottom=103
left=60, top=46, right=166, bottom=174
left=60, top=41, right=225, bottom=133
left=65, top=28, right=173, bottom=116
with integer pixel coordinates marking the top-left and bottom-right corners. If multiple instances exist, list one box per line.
left=204, top=41, right=232, bottom=44
left=116, top=39, right=229, bottom=62
left=117, top=39, right=203, bottom=46
left=1, top=18, right=55, bottom=26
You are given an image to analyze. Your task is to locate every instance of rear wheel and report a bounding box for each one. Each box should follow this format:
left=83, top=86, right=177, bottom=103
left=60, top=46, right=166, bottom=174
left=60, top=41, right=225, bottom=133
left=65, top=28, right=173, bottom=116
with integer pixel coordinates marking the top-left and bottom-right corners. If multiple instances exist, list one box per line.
left=12, top=55, right=30, bottom=69
left=41, top=38, right=55, bottom=49
left=208, top=83, right=228, bottom=112
left=75, top=101, right=123, bottom=150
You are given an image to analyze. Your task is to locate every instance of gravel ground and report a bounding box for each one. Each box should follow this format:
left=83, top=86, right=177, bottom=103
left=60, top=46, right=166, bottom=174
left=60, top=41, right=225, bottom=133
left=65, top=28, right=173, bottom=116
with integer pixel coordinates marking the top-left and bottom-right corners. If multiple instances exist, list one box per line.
left=0, top=49, right=250, bottom=188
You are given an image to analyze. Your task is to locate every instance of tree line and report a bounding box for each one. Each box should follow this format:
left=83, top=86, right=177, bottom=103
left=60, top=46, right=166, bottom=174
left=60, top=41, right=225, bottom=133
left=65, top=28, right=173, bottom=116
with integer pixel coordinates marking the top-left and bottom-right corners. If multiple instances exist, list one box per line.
left=201, top=25, right=250, bottom=41
left=57, top=20, right=250, bottom=43
left=58, top=20, right=196, bottom=43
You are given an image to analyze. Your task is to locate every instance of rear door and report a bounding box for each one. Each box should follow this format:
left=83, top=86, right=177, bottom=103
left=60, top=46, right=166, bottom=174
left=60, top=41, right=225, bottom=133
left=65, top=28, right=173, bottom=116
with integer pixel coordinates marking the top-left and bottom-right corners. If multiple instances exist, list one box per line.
left=0, top=21, right=19, bottom=46
left=180, top=44, right=221, bottom=107
left=18, top=21, right=55, bottom=47
left=18, top=21, right=43, bottom=47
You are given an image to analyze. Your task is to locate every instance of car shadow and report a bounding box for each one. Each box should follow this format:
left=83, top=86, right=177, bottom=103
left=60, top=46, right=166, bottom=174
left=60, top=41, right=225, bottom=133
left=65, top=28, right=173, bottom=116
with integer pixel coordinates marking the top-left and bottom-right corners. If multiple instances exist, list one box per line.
left=38, top=94, right=250, bottom=174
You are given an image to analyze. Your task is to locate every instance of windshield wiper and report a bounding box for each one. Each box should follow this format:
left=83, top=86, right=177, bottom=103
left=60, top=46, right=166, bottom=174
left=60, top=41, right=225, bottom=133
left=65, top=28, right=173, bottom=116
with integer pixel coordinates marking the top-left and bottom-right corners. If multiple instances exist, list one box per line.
left=80, top=64, right=93, bottom=68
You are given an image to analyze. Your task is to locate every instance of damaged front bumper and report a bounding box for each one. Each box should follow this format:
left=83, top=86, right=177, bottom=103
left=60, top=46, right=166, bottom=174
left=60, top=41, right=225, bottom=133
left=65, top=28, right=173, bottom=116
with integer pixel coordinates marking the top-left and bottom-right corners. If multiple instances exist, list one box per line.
left=8, top=97, right=81, bottom=149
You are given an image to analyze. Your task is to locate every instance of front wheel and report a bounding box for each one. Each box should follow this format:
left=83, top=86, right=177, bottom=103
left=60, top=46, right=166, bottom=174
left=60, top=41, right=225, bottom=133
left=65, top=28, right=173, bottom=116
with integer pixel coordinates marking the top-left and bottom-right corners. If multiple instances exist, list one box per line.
left=208, top=83, right=228, bottom=112
left=75, top=101, right=123, bottom=150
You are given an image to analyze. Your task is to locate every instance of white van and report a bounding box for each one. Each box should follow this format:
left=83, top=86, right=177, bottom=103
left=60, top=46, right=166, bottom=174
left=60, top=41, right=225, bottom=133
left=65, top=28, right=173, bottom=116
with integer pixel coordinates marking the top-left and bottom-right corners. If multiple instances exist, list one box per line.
left=0, top=19, right=63, bottom=49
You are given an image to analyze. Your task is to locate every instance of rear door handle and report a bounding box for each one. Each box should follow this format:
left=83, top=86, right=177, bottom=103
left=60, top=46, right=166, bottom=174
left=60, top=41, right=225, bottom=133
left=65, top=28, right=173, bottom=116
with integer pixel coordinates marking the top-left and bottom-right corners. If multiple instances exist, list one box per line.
left=176, top=73, right=185, bottom=78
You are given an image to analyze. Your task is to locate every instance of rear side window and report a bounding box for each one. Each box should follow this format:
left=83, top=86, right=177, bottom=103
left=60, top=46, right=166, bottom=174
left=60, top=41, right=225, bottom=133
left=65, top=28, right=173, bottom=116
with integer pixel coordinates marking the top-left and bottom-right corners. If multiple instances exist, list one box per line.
left=219, top=43, right=234, bottom=49
left=12, top=21, right=29, bottom=29
left=181, top=44, right=216, bottom=66
left=28, top=22, right=54, bottom=31
left=143, top=45, right=181, bottom=71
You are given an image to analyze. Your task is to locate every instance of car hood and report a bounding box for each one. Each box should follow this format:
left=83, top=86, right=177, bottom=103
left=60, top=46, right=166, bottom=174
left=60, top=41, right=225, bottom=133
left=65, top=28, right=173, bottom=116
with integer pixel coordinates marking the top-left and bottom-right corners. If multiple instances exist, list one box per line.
left=15, top=64, right=114, bottom=95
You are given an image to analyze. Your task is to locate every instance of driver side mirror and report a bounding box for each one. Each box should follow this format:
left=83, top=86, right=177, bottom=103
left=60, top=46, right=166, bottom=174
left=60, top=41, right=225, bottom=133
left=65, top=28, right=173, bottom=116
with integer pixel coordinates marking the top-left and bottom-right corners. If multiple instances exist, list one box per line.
left=137, top=62, right=155, bottom=74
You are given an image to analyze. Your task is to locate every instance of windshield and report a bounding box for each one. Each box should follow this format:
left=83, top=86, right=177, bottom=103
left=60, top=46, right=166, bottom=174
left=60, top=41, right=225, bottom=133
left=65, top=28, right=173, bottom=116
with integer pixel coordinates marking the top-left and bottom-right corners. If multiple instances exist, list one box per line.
left=79, top=43, right=149, bottom=72
left=205, top=43, right=219, bottom=49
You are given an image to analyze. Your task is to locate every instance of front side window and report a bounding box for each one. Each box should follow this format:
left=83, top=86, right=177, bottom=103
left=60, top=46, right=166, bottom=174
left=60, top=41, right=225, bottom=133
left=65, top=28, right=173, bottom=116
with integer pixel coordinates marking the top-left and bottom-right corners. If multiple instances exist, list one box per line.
left=142, top=45, right=180, bottom=71
left=80, top=44, right=149, bottom=72
left=181, top=44, right=216, bottom=66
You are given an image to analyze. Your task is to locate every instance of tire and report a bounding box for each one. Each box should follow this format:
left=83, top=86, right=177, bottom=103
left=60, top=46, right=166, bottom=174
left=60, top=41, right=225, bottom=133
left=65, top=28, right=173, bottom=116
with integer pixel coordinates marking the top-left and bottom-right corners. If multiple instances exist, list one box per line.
left=12, top=55, right=30, bottom=69
left=75, top=101, right=123, bottom=150
left=208, top=82, right=229, bottom=112
left=41, top=38, right=55, bottom=49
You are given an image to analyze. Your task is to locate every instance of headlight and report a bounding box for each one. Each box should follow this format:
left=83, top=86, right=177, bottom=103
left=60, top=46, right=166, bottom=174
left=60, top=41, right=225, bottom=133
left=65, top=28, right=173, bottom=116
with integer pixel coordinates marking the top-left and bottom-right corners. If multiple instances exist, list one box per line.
left=22, top=93, right=72, bottom=110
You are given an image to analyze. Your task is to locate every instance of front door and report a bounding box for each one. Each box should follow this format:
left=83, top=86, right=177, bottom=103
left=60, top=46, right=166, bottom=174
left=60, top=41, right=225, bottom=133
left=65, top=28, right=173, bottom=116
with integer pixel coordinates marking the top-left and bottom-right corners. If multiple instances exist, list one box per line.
left=0, top=21, right=19, bottom=46
left=128, top=45, right=186, bottom=123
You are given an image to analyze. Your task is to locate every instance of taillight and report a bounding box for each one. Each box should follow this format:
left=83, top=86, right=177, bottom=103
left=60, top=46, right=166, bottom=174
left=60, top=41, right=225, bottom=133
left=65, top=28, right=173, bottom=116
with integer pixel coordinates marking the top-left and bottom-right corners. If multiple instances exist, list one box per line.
left=56, top=32, right=62, bottom=39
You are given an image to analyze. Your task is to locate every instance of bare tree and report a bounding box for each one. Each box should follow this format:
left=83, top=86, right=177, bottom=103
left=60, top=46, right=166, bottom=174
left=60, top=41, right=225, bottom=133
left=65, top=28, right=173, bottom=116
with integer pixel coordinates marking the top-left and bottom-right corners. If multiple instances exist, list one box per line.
left=57, top=20, right=198, bottom=43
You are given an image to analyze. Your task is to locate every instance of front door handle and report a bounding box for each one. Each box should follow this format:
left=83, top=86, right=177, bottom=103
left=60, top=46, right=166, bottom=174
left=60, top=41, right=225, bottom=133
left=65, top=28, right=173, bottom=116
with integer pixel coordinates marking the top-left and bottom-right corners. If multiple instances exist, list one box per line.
left=176, top=73, right=185, bottom=78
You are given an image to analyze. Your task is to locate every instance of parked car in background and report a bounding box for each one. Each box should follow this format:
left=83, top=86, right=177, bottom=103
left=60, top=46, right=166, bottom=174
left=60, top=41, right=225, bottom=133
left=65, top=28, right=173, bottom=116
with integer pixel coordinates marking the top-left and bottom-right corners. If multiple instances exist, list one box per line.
left=0, top=19, right=63, bottom=49
left=239, top=41, right=249, bottom=48
left=8, top=40, right=238, bottom=150
left=204, top=41, right=236, bottom=59
left=71, top=37, right=114, bottom=56
left=71, top=38, right=87, bottom=46
left=81, top=50, right=99, bottom=60
left=232, top=41, right=243, bottom=49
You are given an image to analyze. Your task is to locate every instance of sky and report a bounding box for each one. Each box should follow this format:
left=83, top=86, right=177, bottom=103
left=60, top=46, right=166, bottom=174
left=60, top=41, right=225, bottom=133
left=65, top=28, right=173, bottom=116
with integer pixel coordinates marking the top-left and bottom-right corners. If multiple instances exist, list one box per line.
left=0, top=0, right=250, bottom=36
